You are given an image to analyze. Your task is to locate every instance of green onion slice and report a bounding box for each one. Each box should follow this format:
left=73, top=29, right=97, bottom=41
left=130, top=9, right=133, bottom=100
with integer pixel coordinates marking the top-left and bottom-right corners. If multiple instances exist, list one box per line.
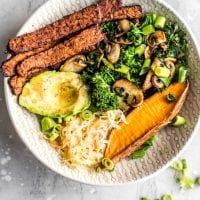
left=159, top=77, right=171, bottom=87
left=101, top=158, right=115, bottom=171
left=134, top=34, right=143, bottom=46
left=131, top=149, right=146, bottom=159
left=135, top=44, right=146, bottom=56
left=166, top=93, right=176, bottom=103
left=140, top=58, right=151, bottom=76
left=141, top=197, right=150, bottom=200
left=102, top=58, right=115, bottom=70
left=48, top=124, right=62, bottom=141
left=41, top=117, right=56, bottom=132
left=155, top=16, right=166, bottom=29
left=172, top=115, right=186, bottom=127
left=142, top=25, right=155, bottom=35
left=161, top=194, right=173, bottom=200
left=171, top=160, right=183, bottom=171
left=154, top=66, right=171, bottom=78
left=195, top=177, right=200, bottom=185
left=178, top=67, right=188, bottom=83
left=115, top=65, right=130, bottom=74
left=58, top=118, right=63, bottom=124
left=80, top=110, right=93, bottom=121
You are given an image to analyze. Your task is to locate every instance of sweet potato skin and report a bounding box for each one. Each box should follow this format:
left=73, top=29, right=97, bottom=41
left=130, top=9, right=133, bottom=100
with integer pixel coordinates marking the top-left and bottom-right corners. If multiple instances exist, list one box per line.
left=105, top=82, right=189, bottom=163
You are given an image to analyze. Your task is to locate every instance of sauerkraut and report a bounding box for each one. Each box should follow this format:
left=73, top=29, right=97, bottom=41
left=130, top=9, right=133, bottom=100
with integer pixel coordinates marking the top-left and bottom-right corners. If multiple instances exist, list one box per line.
left=60, top=110, right=126, bottom=169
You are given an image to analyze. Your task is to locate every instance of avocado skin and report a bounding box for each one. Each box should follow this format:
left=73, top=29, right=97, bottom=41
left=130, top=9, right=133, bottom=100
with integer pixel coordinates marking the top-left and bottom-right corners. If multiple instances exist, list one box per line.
left=19, top=71, right=90, bottom=118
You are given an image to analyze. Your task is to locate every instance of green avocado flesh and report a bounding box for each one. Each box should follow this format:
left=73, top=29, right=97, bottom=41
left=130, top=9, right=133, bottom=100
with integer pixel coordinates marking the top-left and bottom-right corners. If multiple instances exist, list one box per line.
left=19, top=71, right=90, bottom=118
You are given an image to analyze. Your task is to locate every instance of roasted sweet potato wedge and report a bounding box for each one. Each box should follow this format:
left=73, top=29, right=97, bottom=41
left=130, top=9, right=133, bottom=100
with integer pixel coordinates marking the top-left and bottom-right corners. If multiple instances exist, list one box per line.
left=105, top=82, right=189, bottom=163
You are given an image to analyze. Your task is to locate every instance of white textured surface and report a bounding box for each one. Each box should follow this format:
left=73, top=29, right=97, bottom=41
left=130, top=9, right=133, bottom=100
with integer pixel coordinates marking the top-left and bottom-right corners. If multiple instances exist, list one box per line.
left=0, top=0, right=200, bottom=199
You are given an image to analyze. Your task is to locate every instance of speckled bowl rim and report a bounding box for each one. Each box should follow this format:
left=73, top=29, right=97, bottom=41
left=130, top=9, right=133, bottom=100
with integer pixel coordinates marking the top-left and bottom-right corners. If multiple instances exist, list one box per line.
left=4, top=0, right=200, bottom=186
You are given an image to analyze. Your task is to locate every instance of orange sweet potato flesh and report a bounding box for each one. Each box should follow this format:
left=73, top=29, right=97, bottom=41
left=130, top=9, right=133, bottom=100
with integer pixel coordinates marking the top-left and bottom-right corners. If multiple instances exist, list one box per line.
left=105, top=82, right=189, bottom=163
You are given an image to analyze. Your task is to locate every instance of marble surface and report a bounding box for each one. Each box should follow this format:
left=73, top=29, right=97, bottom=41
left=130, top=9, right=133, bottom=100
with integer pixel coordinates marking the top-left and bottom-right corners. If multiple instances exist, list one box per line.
left=0, top=0, right=200, bottom=199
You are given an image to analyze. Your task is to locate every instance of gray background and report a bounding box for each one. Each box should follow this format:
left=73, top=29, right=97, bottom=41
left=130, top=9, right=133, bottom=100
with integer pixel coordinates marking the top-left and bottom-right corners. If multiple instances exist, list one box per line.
left=0, top=0, right=200, bottom=199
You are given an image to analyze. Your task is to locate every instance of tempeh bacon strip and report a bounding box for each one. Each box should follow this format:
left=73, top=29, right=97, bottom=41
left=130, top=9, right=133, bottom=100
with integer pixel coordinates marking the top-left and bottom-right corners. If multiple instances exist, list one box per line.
left=8, top=0, right=122, bottom=53
left=2, top=42, right=56, bottom=77
left=16, top=26, right=105, bottom=77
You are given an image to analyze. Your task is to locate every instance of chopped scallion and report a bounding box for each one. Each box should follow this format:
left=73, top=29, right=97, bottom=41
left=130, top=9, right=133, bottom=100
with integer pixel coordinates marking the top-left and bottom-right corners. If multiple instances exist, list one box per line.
left=141, top=197, right=150, bottom=200
left=48, top=124, right=62, bottom=141
left=142, top=25, right=155, bottom=35
left=41, top=117, right=56, bottom=132
left=135, top=44, right=146, bottom=56
left=96, top=166, right=102, bottom=173
left=195, top=177, right=200, bottom=185
left=161, top=194, right=173, bottom=200
left=171, top=159, right=194, bottom=190
left=154, top=66, right=171, bottom=78
left=102, top=58, right=115, bottom=70
left=178, top=67, right=188, bottom=83
left=58, top=118, right=63, bottom=124
left=159, top=77, right=171, bottom=87
left=155, top=16, right=166, bottom=29
left=166, top=93, right=176, bottom=103
left=172, top=115, right=186, bottom=127
left=140, top=59, right=151, bottom=75
left=101, top=158, right=115, bottom=172
left=171, top=160, right=183, bottom=171
left=80, top=110, right=93, bottom=121
left=131, top=149, right=146, bottom=159
left=115, top=65, right=130, bottom=74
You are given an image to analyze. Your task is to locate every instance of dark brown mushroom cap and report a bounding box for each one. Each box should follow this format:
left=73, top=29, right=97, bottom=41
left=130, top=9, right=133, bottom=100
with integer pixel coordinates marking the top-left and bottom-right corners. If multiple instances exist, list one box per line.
left=113, top=79, right=144, bottom=108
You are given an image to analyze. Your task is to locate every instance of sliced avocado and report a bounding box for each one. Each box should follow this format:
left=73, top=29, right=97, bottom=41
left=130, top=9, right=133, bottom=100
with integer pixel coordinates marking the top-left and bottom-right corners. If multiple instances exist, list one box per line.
left=19, top=71, right=90, bottom=118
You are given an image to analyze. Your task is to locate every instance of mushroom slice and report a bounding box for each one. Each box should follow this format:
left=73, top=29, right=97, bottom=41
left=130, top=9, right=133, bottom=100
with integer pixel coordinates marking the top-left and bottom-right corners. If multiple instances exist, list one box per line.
left=160, top=43, right=168, bottom=51
left=142, top=58, right=163, bottom=91
left=151, top=57, right=162, bottom=71
left=118, top=19, right=131, bottom=33
left=60, top=55, right=87, bottom=73
left=133, top=18, right=140, bottom=26
left=164, top=57, right=177, bottom=63
left=115, top=32, right=126, bottom=38
left=113, top=79, right=144, bottom=108
left=97, top=48, right=104, bottom=68
left=148, top=31, right=166, bottom=47
left=114, top=37, right=134, bottom=45
left=142, top=70, right=153, bottom=91
left=152, top=75, right=164, bottom=89
left=144, top=46, right=153, bottom=59
left=106, top=43, right=121, bottom=64
left=164, top=59, right=176, bottom=79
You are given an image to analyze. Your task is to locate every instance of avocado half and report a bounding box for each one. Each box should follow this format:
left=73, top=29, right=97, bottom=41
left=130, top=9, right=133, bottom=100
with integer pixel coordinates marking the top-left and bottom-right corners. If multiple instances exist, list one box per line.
left=19, top=71, right=90, bottom=118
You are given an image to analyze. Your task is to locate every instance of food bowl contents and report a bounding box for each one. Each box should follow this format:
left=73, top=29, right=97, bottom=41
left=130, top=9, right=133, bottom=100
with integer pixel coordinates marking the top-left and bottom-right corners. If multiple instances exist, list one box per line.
left=2, top=0, right=189, bottom=171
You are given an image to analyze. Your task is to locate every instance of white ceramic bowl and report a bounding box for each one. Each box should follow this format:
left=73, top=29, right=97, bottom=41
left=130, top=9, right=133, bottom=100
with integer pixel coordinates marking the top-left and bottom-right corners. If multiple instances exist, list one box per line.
left=4, top=0, right=200, bottom=185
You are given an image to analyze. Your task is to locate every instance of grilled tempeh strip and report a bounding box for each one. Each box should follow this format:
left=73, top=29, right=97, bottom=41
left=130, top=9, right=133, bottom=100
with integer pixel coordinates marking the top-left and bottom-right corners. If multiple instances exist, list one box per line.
left=8, top=0, right=122, bottom=53
left=104, top=5, right=143, bottom=21
left=9, top=76, right=26, bottom=96
left=2, top=43, right=56, bottom=77
left=16, top=26, right=105, bottom=77
left=14, top=5, right=142, bottom=77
